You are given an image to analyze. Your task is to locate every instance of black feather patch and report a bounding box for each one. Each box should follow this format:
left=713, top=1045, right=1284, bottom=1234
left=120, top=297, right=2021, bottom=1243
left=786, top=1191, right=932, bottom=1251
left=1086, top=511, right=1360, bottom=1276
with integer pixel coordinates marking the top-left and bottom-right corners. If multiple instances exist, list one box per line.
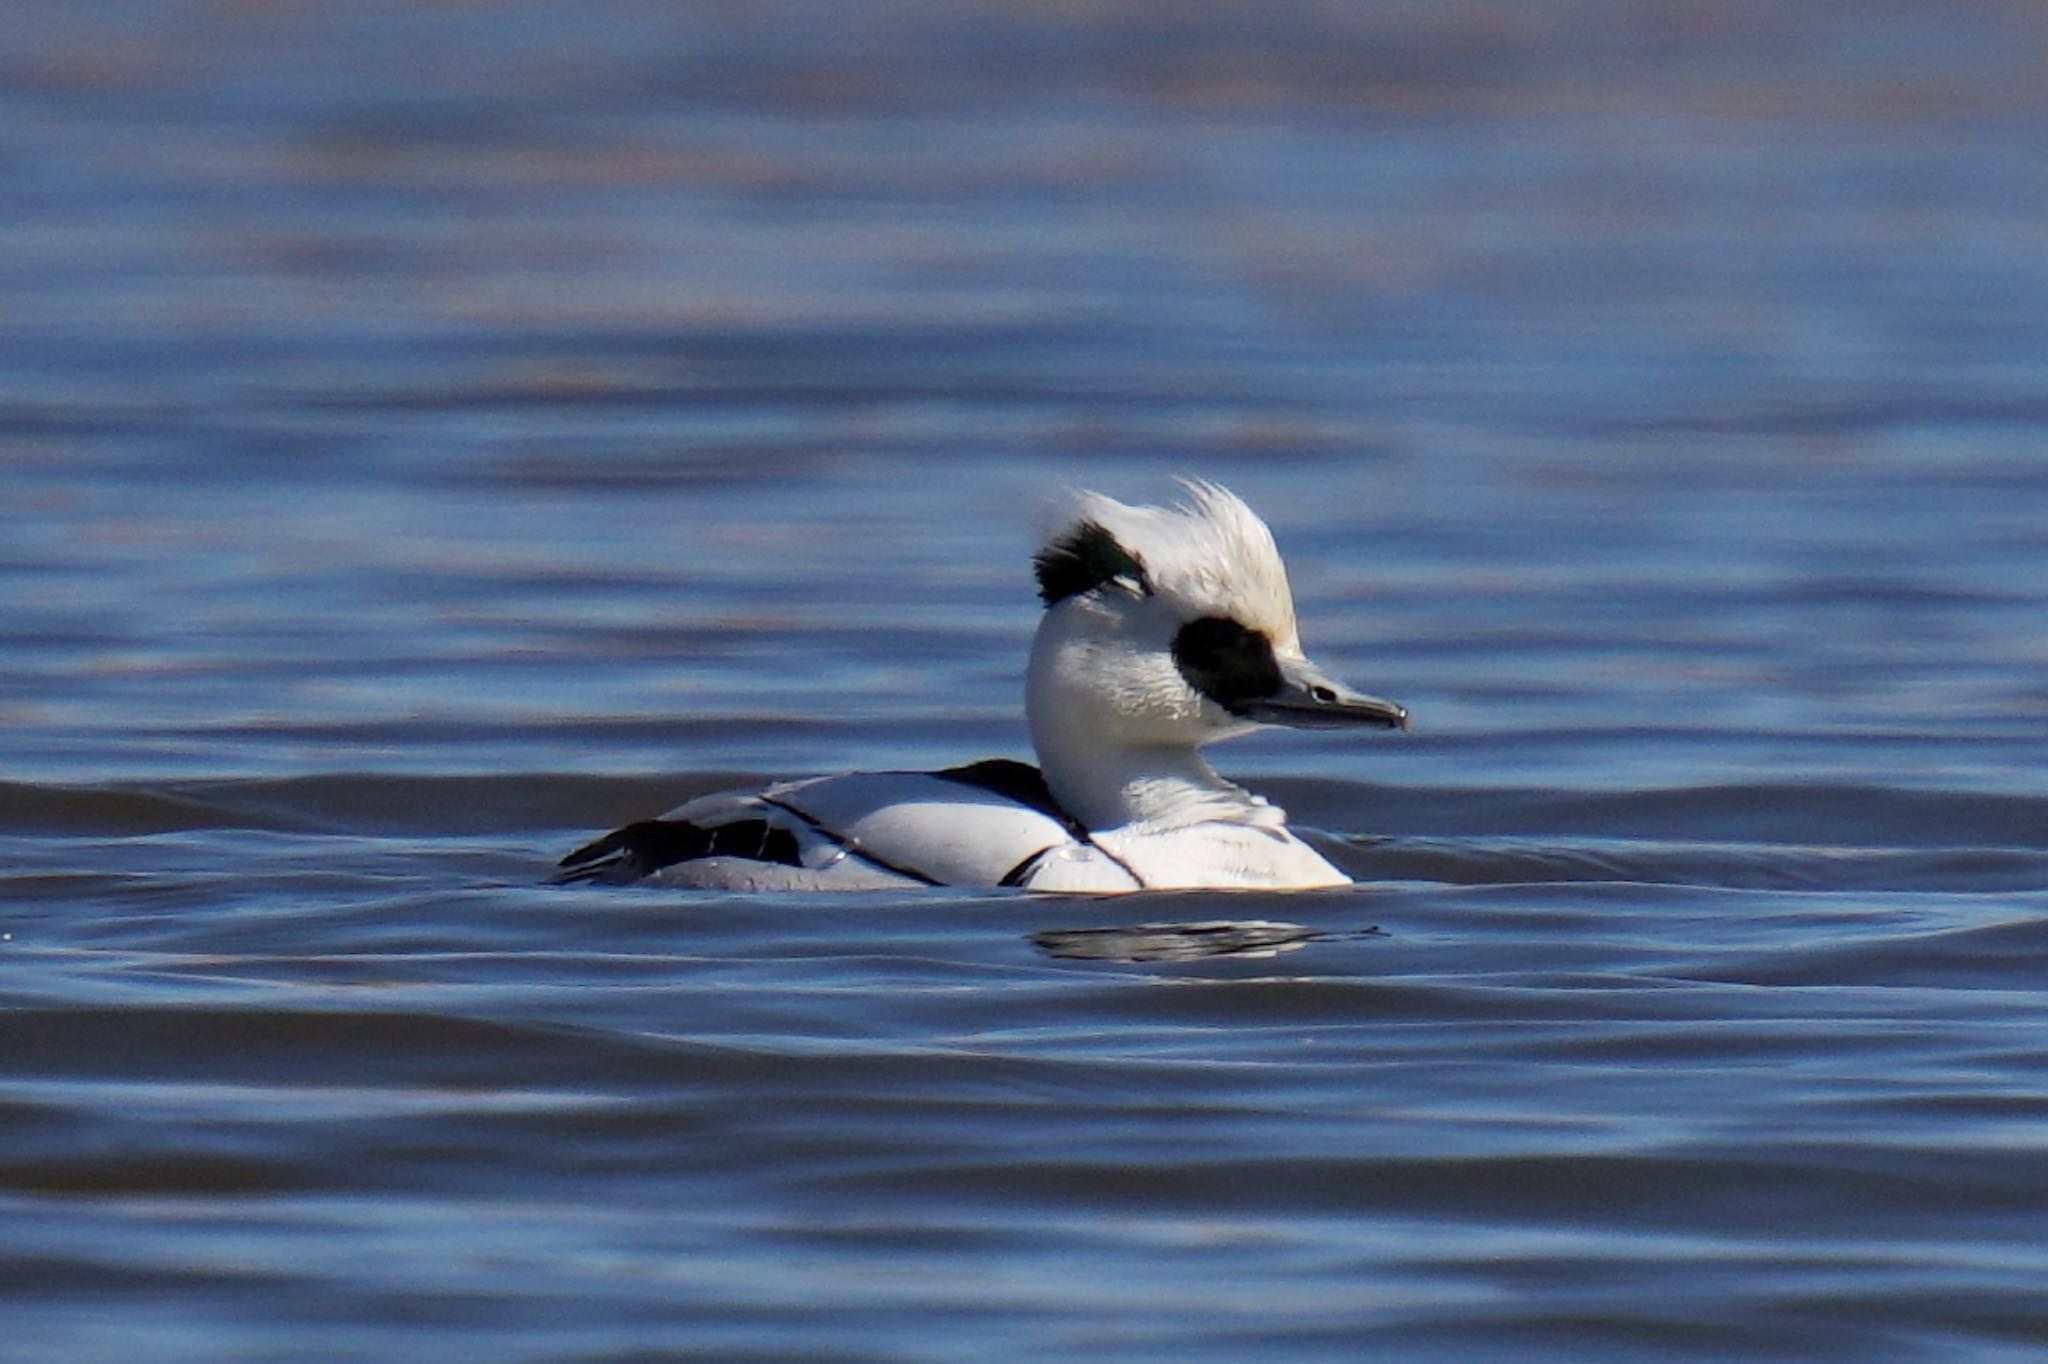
left=934, top=758, right=1078, bottom=830
left=1033, top=520, right=1149, bottom=606
left=557, top=817, right=801, bottom=882
left=1172, top=616, right=1283, bottom=713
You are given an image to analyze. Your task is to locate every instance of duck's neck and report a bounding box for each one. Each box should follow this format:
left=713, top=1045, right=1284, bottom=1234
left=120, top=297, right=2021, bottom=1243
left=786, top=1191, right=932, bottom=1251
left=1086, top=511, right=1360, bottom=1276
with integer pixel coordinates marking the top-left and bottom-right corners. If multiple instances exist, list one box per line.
left=1029, top=723, right=1269, bottom=833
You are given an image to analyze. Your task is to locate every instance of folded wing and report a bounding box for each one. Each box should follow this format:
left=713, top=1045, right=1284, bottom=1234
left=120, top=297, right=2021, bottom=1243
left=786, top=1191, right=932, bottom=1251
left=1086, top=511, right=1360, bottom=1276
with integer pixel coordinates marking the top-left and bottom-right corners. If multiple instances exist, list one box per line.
left=556, top=762, right=1141, bottom=892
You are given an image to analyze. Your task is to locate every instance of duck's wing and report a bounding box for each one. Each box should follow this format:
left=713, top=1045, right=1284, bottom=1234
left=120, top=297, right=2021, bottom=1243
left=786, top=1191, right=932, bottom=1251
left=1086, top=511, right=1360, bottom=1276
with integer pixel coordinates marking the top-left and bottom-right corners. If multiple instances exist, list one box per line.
left=555, top=763, right=1140, bottom=891
left=554, top=780, right=916, bottom=889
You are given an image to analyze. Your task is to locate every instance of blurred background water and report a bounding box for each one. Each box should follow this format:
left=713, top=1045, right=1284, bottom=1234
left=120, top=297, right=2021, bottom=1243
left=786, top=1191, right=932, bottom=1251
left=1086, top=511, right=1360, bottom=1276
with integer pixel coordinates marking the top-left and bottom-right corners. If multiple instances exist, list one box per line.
left=4, top=2, right=2048, bottom=1360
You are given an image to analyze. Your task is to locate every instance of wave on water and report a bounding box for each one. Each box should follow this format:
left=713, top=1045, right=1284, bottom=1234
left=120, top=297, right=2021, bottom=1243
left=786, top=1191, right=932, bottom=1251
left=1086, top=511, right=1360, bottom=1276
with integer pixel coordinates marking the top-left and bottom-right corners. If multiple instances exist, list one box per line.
left=6, top=770, right=2047, bottom=1364
left=6, top=772, right=2042, bottom=886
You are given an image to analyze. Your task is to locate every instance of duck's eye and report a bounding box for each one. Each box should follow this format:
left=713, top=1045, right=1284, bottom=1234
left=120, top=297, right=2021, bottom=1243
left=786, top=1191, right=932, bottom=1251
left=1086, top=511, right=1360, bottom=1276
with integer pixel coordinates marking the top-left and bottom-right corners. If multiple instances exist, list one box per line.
left=1172, top=616, right=1283, bottom=712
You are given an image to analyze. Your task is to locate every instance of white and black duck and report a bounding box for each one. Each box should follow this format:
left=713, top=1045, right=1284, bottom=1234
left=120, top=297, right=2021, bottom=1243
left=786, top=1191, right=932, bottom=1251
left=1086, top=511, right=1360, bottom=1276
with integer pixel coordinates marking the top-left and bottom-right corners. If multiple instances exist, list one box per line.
left=558, top=480, right=1408, bottom=892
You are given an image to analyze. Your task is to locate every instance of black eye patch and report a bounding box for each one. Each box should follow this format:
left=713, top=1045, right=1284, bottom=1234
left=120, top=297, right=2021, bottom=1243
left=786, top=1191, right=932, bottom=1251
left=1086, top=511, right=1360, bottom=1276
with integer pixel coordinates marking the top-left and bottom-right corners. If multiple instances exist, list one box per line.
left=1034, top=521, right=1150, bottom=606
left=1172, top=616, right=1283, bottom=712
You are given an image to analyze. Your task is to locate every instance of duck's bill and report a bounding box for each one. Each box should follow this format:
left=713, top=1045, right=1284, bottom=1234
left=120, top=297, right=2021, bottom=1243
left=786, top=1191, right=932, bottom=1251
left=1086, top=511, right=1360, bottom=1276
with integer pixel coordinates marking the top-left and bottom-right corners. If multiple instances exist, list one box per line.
left=1241, top=666, right=1410, bottom=731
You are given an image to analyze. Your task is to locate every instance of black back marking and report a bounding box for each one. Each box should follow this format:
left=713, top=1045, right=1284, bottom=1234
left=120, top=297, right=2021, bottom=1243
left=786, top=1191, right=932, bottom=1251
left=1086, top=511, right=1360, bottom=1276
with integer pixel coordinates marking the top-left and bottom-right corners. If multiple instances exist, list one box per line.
left=933, top=758, right=1076, bottom=829
left=1033, top=520, right=1149, bottom=606
left=1172, top=615, right=1283, bottom=714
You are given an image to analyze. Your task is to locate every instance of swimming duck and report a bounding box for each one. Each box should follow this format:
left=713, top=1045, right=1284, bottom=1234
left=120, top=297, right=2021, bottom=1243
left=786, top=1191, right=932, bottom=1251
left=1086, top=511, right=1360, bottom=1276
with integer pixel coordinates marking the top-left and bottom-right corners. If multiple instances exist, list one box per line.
left=558, top=480, right=1407, bottom=892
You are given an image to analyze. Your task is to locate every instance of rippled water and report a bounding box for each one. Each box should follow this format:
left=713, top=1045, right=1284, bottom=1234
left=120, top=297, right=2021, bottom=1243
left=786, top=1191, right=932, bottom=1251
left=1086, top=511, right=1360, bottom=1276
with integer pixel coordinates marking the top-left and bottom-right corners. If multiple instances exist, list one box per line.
left=7, top=2, right=2048, bottom=1360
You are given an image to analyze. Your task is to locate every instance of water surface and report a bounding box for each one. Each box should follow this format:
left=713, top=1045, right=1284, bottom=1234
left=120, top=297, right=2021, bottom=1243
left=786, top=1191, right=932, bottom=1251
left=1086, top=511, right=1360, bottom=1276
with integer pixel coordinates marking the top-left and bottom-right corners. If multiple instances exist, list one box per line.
left=6, top=2, right=2048, bottom=1360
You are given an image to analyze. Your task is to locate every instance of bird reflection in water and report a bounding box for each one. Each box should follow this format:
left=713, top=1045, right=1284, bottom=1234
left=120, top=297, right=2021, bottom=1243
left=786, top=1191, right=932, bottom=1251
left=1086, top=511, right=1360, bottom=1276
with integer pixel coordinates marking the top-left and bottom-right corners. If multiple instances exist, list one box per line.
left=1031, top=920, right=1384, bottom=962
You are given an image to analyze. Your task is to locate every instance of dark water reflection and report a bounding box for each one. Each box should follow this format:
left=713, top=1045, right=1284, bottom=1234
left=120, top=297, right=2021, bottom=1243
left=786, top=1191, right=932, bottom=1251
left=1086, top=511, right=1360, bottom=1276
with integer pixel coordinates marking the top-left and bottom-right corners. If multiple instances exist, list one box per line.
left=7, top=2, right=2048, bottom=1361
left=1031, top=919, right=1360, bottom=961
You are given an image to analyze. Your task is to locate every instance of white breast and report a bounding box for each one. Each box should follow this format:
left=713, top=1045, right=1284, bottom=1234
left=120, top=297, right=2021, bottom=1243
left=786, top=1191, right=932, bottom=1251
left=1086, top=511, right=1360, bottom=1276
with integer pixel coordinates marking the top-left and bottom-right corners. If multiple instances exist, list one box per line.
left=1088, top=821, right=1353, bottom=890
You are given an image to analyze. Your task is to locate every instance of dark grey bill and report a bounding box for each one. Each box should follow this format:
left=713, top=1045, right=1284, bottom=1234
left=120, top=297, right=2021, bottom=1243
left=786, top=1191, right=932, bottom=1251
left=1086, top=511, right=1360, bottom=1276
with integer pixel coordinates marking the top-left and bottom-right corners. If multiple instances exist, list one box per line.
left=1238, top=664, right=1410, bottom=731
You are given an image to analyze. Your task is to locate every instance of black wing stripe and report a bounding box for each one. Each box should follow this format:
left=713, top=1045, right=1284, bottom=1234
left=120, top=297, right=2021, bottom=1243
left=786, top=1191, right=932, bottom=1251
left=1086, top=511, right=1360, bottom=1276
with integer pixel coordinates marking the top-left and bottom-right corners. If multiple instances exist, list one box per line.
left=999, top=847, right=1054, bottom=888
left=758, top=796, right=944, bottom=887
left=555, top=816, right=802, bottom=881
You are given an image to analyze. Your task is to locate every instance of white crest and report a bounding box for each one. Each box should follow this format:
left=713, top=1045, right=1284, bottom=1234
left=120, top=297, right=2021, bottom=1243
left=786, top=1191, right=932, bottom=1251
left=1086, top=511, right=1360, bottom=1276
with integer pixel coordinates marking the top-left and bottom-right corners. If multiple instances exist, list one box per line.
left=1045, top=478, right=1301, bottom=645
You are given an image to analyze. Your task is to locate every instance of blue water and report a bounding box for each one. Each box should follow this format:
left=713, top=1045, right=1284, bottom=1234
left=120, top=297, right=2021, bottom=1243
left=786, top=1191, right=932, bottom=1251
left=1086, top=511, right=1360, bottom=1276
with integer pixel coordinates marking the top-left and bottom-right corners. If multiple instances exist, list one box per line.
left=6, top=2, right=2048, bottom=1360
